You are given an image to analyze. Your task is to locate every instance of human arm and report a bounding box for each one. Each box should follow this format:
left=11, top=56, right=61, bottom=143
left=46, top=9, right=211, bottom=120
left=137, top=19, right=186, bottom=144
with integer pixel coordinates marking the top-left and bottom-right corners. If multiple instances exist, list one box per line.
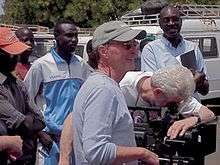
left=167, top=97, right=215, bottom=139
left=194, top=45, right=209, bottom=95
left=112, top=146, right=159, bottom=165
left=24, top=61, right=44, bottom=110
left=0, top=135, right=23, bottom=159
left=78, top=87, right=159, bottom=164
left=191, top=69, right=209, bottom=95
left=141, top=44, right=158, bottom=72
left=59, top=113, right=73, bottom=165
left=38, top=131, right=53, bottom=153
left=18, top=80, right=45, bottom=134
left=0, top=90, right=44, bottom=137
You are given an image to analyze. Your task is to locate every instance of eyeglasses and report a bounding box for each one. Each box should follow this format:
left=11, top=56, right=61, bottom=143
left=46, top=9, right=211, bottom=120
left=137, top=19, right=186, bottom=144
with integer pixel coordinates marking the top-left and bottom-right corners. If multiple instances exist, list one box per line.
left=121, top=40, right=139, bottom=49
left=109, top=40, right=139, bottom=50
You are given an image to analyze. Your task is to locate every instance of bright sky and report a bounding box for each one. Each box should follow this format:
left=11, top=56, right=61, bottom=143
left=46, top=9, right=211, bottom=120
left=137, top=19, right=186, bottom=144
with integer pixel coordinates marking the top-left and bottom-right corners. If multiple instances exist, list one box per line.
left=0, top=0, right=4, bottom=15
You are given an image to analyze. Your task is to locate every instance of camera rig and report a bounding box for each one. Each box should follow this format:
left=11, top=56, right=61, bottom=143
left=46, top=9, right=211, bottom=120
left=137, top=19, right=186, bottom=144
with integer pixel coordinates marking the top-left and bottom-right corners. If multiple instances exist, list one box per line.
left=129, top=106, right=217, bottom=165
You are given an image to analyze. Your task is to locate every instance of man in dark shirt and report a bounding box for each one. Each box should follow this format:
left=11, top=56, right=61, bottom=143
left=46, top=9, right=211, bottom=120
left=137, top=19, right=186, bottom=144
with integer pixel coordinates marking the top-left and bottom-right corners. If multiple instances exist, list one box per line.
left=0, top=27, right=45, bottom=165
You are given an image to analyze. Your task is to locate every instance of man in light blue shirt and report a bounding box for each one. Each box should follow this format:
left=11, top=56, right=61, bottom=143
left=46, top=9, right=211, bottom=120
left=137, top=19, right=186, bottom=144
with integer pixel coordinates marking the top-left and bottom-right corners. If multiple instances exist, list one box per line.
left=141, top=5, right=209, bottom=99
left=72, top=21, right=160, bottom=165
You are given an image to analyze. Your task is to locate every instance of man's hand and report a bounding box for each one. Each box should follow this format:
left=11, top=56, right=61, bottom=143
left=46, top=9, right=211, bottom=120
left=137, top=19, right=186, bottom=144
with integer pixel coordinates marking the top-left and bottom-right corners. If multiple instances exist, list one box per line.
left=38, top=131, right=53, bottom=153
left=192, top=70, right=209, bottom=95
left=141, top=148, right=160, bottom=165
left=5, top=136, right=23, bottom=160
left=167, top=117, right=198, bottom=139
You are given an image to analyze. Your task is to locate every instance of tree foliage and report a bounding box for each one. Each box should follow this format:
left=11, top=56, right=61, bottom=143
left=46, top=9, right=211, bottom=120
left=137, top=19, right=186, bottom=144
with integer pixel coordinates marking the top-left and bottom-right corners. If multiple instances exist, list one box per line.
left=2, top=0, right=220, bottom=28
left=3, top=0, right=142, bottom=28
left=168, top=0, right=220, bottom=5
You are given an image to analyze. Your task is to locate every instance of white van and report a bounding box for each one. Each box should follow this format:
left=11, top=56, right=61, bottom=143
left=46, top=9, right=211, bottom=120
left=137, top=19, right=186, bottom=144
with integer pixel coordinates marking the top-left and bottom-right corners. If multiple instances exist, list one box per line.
left=30, top=33, right=92, bottom=63
left=30, top=33, right=54, bottom=63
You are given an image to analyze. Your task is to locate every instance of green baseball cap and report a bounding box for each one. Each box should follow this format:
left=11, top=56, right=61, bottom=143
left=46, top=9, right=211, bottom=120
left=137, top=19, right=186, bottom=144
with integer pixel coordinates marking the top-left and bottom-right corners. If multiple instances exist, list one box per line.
left=92, top=21, right=146, bottom=48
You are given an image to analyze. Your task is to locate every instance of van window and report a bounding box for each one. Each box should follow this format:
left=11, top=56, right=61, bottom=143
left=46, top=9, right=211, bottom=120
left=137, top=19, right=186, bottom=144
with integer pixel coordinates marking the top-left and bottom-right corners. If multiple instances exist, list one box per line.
left=75, top=45, right=84, bottom=58
left=186, top=37, right=218, bottom=59
left=29, top=37, right=54, bottom=62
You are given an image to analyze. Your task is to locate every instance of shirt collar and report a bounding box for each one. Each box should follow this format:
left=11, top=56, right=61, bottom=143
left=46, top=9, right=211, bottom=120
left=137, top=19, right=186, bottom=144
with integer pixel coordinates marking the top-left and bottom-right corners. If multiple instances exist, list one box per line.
left=161, top=35, right=184, bottom=48
left=51, top=47, right=79, bottom=64
left=0, top=72, right=7, bottom=85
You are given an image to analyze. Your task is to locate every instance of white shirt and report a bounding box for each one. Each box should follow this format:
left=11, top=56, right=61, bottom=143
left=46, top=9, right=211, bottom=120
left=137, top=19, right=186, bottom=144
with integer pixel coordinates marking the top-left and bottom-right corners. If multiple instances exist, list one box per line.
left=120, top=71, right=202, bottom=117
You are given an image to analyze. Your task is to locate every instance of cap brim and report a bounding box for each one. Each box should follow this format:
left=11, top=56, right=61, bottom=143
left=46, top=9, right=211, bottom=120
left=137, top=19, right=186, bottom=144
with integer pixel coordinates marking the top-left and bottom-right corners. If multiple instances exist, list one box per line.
left=114, top=29, right=146, bottom=42
left=1, top=41, right=30, bottom=55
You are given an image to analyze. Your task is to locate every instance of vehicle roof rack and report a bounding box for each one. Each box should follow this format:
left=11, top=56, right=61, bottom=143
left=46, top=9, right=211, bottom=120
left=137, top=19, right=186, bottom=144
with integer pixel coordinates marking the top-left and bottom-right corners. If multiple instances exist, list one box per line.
left=179, top=4, right=220, bottom=18
left=0, top=24, right=20, bottom=31
left=0, top=23, right=95, bottom=36
left=0, top=24, right=50, bottom=33
left=78, top=27, right=94, bottom=36
left=121, top=4, right=220, bottom=26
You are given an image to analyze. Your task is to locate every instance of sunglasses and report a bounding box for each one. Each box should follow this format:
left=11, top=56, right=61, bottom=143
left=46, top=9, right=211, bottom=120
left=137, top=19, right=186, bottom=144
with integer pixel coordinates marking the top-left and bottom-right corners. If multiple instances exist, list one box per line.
left=109, top=40, right=139, bottom=50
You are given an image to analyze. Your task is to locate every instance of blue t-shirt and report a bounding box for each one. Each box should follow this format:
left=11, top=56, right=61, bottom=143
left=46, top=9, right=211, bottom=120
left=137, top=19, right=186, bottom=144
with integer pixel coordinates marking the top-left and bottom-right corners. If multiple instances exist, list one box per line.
left=73, top=72, right=137, bottom=165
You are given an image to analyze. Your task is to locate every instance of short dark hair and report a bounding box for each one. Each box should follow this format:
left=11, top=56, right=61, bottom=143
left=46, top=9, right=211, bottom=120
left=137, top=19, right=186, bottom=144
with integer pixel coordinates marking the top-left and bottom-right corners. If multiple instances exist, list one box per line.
left=139, top=39, right=149, bottom=52
left=160, top=5, right=180, bottom=18
left=54, top=20, right=76, bottom=37
left=87, top=39, right=99, bottom=69
left=15, top=26, right=33, bottom=39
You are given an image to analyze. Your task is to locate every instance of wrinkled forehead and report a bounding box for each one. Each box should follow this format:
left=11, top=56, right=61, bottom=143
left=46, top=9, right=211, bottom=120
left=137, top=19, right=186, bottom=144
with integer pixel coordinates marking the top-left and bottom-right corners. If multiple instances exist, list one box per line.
left=160, top=7, right=180, bottom=19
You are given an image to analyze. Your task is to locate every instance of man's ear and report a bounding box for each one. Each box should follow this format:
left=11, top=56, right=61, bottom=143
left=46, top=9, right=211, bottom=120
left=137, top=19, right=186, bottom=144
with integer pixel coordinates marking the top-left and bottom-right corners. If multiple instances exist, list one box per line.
left=98, top=45, right=109, bottom=60
left=153, top=88, right=164, bottom=97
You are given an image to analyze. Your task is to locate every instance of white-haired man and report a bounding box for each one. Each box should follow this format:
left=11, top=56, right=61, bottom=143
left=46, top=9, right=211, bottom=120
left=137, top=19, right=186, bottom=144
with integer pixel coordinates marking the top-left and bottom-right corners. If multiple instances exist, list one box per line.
left=120, top=65, right=215, bottom=139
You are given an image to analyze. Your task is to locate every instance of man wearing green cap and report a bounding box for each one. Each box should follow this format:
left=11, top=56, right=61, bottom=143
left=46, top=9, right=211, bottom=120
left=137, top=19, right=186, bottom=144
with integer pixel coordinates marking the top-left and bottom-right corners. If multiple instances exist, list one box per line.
left=72, top=21, right=159, bottom=165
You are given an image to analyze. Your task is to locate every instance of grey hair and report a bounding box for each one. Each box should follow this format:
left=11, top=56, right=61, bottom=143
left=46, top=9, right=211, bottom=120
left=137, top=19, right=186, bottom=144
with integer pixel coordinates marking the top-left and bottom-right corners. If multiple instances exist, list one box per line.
left=151, top=65, right=195, bottom=100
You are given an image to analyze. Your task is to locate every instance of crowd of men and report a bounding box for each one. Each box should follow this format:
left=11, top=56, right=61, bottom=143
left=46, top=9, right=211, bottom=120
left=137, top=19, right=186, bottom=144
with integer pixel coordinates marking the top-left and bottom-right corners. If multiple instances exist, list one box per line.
left=0, top=5, right=215, bottom=165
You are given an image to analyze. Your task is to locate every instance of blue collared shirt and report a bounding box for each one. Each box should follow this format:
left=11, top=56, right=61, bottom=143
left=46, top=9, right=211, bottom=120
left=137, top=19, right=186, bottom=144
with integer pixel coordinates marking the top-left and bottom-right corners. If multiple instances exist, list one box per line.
left=141, top=36, right=207, bottom=101
left=141, top=36, right=207, bottom=74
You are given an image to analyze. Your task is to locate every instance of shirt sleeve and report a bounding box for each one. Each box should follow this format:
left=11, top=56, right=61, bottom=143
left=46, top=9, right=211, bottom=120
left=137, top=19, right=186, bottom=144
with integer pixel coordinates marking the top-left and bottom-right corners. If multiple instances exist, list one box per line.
left=24, top=61, right=44, bottom=111
left=178, top=97, right=202, bottom=117
left=141, top=44, right=158, bottom=72
left=19, top=81, right=45, bottom=132
left=82, top=87, right=118, bottom=164
left=0, top=92, right=25, bottom=130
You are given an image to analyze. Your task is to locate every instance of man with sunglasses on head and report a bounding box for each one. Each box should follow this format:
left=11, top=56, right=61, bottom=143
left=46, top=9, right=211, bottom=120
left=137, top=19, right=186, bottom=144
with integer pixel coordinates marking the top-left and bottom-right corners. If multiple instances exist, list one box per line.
left=120, top=66, right=215, bottom=140
left=72, top=21, right=159, bottom=165
left=141, top=5, right=209, bottom=101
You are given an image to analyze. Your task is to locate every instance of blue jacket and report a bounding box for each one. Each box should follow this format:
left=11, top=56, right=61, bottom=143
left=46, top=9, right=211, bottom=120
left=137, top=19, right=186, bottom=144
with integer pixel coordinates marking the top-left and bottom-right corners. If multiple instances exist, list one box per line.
left=24, top=47, right=92, bottom=135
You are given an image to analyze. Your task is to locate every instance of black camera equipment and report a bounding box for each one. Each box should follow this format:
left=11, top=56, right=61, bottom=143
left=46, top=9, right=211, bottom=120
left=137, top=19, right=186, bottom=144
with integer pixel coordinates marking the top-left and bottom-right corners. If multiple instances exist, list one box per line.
left=129, top=106, right=217, bottom=165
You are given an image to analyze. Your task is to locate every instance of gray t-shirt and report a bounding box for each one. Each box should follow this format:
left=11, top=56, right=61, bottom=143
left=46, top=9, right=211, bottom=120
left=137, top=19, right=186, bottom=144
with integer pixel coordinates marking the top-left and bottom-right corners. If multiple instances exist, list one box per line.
left=73, top=72, right=137, bottom=165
